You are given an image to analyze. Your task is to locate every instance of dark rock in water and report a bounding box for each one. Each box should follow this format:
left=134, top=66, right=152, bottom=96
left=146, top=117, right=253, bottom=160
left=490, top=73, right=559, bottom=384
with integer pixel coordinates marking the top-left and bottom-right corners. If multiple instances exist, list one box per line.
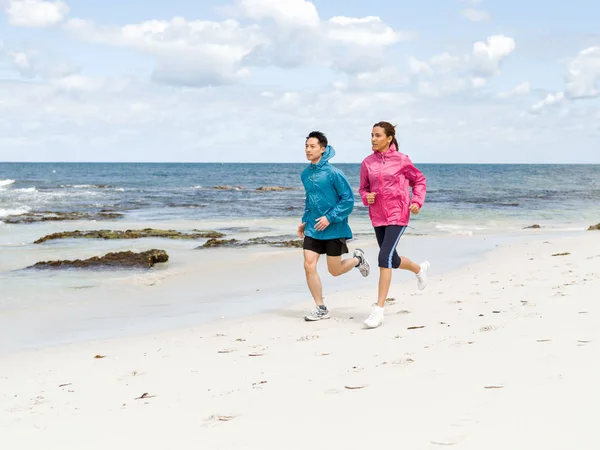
left=213, top=185, right=243, bottom=191
left=248, top=237, right=303, bottom=248
left=34, top=228, right=225, bottom=244
left=3, top=211, right=124, bottom=224
left=588, top=223, right=600, bottom=231
left=524, top=224, right=542, bottom=229
left=28, top=249, right=169, bottom=269
left=202, top=238, right=241, bottom=248
left=256, top=186, right=294, bottom=191
left=199, top=236, right=302, bottom=249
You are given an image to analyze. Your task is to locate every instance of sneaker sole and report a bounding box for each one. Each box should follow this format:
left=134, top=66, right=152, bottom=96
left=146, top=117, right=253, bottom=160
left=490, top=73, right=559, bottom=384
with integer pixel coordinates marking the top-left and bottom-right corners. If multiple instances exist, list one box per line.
left=304, top=315, right=331, bottom=322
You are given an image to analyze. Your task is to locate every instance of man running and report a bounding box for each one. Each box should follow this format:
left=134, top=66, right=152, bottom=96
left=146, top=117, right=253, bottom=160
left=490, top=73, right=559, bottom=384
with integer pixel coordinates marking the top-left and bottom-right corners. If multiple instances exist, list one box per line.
left=298, top=131, right=370, bottom=321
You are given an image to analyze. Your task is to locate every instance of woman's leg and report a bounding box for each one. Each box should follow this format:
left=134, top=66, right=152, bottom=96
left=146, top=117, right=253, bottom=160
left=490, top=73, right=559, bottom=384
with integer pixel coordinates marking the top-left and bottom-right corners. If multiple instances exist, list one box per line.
left=376, top=225, right=406, bottom=307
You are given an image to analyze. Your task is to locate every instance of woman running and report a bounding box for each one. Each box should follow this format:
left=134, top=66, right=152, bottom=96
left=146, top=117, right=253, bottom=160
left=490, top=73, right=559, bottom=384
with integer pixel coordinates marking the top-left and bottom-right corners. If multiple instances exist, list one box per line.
left=358, top=121, right=430, bottom=329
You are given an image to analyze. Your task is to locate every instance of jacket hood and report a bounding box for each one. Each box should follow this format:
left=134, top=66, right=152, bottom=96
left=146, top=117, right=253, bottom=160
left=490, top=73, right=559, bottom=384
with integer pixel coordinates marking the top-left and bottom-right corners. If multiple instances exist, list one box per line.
left=312, top=145, right=335, bottom=168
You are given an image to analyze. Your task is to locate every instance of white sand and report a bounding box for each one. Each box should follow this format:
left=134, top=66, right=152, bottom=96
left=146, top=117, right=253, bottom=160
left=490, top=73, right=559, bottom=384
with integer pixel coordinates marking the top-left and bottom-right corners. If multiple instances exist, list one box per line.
left=1, top=232, right=599, bottom=449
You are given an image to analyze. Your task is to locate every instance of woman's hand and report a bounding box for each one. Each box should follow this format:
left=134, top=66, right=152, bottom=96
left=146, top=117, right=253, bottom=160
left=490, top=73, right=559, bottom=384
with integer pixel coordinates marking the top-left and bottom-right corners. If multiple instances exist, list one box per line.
left=366, top=192, right=376, bottom=205
left=410, top=204, right=420, bottom=214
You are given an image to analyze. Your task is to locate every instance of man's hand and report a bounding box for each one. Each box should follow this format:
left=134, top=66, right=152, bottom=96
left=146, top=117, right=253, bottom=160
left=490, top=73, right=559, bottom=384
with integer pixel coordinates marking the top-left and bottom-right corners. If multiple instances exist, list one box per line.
left=315, top=216, right=330, bottom=231
left=410, top=203, right=420, bottom=215
left=297, top=223, right=306, bottom=238
left=366, top=192, right=376, bottom=205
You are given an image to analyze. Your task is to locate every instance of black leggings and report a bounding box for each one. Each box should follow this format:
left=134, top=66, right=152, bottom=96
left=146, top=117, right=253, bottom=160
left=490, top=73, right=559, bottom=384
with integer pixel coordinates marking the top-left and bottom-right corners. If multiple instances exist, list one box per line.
left=374, top=225, right=407, bottom=269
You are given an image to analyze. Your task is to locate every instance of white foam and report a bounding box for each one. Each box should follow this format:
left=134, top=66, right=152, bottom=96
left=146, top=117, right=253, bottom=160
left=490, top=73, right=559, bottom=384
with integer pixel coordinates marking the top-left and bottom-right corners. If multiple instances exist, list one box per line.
left=14, top=188, right=37, bottom=193
left=0, top=179, right=15, bottom=188
left=0, top=206, right=31, bottom=218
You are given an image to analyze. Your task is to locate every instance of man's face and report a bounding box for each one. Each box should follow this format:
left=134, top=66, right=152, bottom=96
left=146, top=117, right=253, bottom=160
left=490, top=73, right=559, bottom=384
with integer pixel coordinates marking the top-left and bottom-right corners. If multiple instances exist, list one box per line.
left=305, top=137, right=325, bottom=162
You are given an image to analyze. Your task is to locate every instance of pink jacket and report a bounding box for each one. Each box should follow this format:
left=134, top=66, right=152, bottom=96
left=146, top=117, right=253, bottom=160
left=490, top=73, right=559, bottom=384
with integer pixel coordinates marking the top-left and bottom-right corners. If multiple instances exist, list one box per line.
left=359, top=144, right=427, bottom=227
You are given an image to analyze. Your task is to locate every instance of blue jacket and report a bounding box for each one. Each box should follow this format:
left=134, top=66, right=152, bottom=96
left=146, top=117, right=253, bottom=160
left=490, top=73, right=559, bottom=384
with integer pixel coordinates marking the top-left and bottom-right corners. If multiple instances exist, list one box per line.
left=301, top=146, right=354, bottom=240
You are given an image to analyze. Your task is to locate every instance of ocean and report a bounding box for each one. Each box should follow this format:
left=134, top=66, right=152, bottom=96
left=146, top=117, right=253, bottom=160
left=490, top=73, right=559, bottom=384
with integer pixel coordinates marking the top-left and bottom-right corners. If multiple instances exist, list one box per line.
left=1, top=163, right=599, bottom=354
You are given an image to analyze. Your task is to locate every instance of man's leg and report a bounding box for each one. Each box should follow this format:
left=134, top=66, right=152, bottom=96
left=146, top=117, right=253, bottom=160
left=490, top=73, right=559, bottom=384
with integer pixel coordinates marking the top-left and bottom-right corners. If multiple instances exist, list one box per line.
left=304, top=249, right=330, bottom=321
left=304, top=249, right=323, bottom=305
left=326, top=254, right=359, bottom=277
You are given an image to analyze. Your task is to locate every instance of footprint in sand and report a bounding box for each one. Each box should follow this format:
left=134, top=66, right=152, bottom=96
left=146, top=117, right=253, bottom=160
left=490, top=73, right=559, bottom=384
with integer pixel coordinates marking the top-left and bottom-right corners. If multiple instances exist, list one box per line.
left=478, top=325, right=498, bottom=333
left=429, top=415, right=478, bottom=447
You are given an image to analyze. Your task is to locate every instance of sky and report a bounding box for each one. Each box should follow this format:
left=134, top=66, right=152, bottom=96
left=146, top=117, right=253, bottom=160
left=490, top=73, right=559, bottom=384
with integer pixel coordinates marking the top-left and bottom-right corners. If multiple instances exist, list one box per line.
left=0, top=0, right=599, bottom=163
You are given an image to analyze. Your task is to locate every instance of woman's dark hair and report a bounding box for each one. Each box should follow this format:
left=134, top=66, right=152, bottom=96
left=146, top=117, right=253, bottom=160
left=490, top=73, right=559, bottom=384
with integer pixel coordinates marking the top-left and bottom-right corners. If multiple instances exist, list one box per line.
left=373, top=121, right=399, bottom=150
left=306, top=131, right=328, bottom=148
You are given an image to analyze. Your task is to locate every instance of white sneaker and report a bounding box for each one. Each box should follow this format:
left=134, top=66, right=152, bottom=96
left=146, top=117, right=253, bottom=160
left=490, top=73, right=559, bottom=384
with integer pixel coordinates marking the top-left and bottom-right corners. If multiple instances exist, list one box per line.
left=416, top=261, right=430, bottom=290
left=363, top=306, right=384, bottom=329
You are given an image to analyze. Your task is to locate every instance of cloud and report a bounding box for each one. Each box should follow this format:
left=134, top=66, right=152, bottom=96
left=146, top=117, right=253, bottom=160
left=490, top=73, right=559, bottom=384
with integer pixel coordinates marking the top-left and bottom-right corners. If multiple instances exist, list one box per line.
left=461, top=8, right=491, bottom=22
left=498, top=82, right=531, bottom=98
left=472, top=34, right=516, bottom=75
left=239, top=2, right=412, bottom=75
left=565, top=46, right=600, bottom=99
left=531, top=46, right=600, bottom=112
left=0, top=44, right=79, bottom=79
left=4, top=0, right=69, bottom=27
left=234, top=0, right=319, bottom=29
left=531, top=91, right=565, bottom=113
left=65, top=17, right=264, bottom=86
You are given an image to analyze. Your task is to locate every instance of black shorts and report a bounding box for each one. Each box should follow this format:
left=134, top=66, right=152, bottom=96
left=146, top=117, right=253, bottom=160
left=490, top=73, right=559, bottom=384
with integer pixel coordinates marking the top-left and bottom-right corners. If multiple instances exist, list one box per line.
left=303, top=236, right=349, bottom=257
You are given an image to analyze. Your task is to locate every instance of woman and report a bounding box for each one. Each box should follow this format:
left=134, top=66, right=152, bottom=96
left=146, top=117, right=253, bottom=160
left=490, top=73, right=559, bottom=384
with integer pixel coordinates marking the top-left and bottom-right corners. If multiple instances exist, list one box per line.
left=358, top=121, right=430, bottom=329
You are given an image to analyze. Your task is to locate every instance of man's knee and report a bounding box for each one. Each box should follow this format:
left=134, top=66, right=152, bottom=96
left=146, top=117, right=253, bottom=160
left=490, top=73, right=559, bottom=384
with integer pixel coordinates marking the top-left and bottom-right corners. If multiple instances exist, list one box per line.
left=328, top=265, right=342, bottom=277
left=304, top=260, right=317, bottom=274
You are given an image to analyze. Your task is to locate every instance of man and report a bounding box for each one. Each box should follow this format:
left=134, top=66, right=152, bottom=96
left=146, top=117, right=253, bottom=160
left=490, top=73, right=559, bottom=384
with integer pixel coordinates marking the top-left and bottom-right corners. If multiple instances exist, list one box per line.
left=298, top=131, right=370, bottom=321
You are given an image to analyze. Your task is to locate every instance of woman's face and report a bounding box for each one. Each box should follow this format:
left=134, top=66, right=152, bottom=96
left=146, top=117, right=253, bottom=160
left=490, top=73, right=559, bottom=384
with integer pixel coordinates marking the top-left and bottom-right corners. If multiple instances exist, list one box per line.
left=371, top=126, right=392, bottom=152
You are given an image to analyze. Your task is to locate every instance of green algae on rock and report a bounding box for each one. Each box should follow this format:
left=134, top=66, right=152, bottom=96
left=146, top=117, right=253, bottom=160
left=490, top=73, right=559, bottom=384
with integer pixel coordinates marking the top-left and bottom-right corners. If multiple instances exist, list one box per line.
left=34, top=228, right=225, bottom=244
left=199, top=236, right=302, bottom=249
left=588, top=223, right=600, bottom=231
left=3, top=211, right=124, bottom=224
left=28, top=249, right=169, bottom=269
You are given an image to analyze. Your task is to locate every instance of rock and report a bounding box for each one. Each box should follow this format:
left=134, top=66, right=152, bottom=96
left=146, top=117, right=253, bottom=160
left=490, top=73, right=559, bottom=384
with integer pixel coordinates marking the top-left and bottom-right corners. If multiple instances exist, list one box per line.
left=28, top=249, right=169, bottom=269
left=212, top=186, right=243, bottom=191
left=3, top=211, right=124, bottom=224
left=524, top=224, right=541, bottom=229
left=247, top=237, right=303, bottom=248
left=34, top=229, right=225, bottom=244
left=588, top=223, right=600, bottom=231
left=202, top=239, right=241, bottom=248
left=256, top=186, right=293, bottom=191
left=198, top=236, right=303, bottom=249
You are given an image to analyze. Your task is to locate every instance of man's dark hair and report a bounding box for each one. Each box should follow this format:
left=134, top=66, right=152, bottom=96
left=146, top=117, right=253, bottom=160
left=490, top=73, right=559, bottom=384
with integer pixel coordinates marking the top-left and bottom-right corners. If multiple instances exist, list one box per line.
left=306, top=131, right=328, bottom=148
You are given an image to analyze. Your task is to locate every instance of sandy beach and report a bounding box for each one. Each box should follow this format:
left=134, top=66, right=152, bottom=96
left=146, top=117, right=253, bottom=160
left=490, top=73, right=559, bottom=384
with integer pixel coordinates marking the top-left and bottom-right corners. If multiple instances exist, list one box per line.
left=1, top=230, right=599, bottom=449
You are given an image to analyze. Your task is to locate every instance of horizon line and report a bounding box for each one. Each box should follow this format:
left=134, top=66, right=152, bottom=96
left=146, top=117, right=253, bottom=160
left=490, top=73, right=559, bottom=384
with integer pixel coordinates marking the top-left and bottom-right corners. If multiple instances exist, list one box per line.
left=1, top=161, right=600, bottom=165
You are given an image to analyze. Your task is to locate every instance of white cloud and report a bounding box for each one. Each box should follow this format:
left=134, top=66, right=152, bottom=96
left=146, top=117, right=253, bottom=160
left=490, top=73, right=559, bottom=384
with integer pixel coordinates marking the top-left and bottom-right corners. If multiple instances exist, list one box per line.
left=472, top=34, right=516, bottom=75
left=471, top=77, right=486, bottom=89
left=4, top=0, right=69, bottom=28
left=565, top=46, right=600, bottom=99
left=462, top=8, right=491, bottom=22
left=234, top=0, right=319, bottom=29
left=531, top=91, right=565, bottom=113
left=498, top=82, right=531, bottom=98
left=325, top=16, right=411, bottom=46
left=65, top=17, right=264, bottom=86
left=1, top=44, right=79, bottom=79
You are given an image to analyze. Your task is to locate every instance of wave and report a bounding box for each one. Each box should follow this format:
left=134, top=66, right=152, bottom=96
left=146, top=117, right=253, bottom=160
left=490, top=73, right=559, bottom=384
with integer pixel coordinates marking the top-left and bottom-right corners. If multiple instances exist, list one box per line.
left=59, top=184, right=115, bottom=189
left=0, top=206, right=31, bottom=218
left=0, top=179, right=15, bottom=188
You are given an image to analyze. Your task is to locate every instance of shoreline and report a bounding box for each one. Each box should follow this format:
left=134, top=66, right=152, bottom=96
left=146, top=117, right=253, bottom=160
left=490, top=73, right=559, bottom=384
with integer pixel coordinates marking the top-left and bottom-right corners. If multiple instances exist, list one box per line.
left=1, top=231, right=598, bottom=448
